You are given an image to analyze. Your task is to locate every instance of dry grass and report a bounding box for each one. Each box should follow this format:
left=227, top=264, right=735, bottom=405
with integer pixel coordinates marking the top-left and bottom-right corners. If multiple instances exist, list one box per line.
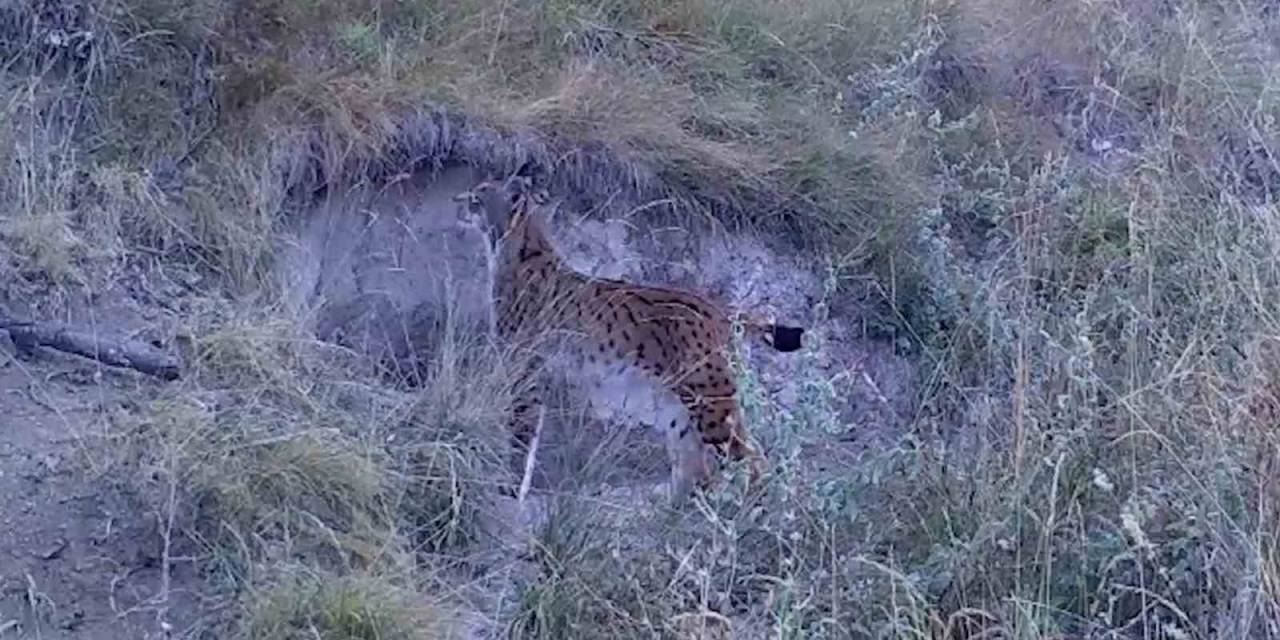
left=104, top=304, right=514, bottom=636
left=239, top=567, right=458, bottom=640
left=3, top=0, right=1280, bottom=637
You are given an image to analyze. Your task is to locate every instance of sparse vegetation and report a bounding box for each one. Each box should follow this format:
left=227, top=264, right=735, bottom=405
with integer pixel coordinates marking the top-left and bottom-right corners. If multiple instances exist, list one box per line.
left=2, top=0, right=1279, bottom=638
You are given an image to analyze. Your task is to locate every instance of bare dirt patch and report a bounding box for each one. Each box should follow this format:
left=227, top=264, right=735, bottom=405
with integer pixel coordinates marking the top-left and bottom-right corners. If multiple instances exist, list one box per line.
left=0, top=345, right=205, bottom=639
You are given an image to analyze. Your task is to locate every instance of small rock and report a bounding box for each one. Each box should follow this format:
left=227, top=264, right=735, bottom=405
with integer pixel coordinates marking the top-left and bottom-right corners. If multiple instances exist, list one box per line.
left=37, top=538, right=68, bottom=560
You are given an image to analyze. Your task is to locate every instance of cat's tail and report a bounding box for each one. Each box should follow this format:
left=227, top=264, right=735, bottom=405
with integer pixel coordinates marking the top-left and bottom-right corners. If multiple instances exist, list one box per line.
left=736, top=313, right=805, bottom=353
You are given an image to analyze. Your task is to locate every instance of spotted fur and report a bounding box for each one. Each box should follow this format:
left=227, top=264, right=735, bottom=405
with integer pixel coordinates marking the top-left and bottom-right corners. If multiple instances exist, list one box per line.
left=454, top=174, right=804, bottom=500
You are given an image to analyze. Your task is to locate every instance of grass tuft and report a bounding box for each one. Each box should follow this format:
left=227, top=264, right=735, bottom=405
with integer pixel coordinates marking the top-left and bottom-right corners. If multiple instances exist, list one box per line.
left=240, top=568, right=457, bottom=640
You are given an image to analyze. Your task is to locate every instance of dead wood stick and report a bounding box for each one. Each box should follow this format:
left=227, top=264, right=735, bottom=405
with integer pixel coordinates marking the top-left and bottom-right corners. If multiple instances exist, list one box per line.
left=1, top=315, right=181, bottom=380
left=517, top=405, right=545, bottom=505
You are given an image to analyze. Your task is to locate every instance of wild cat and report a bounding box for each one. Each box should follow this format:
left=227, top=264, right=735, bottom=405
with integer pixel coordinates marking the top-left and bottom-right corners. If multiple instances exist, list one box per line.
left=453, top=175, right=804, bottom=501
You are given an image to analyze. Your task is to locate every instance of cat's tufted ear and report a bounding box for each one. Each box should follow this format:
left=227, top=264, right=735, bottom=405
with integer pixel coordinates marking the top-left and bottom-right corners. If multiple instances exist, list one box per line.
left=451, top=177, right=520, bottom=246
left=502, top=174, right=533, bottom=204
left=510, top=159, right=551, bottom=194
left=512, top=158, right=541, bottom=180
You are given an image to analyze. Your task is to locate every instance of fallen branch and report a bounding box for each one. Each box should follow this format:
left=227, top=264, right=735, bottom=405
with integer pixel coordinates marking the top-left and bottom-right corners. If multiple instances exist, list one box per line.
left=1, top=314, right=181, bottom=380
